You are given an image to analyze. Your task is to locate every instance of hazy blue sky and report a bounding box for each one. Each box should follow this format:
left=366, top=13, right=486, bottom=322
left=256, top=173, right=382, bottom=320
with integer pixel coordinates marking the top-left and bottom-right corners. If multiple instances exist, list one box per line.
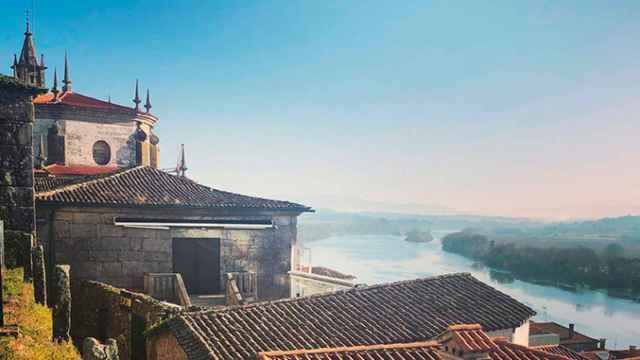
left=2, top=1, right=640, bottom=219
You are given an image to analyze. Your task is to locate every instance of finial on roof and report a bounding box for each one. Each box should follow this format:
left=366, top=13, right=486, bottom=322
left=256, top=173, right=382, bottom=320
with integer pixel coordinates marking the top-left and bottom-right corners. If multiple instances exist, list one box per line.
left=133, top=79, right=141, bottom=111
left=40, top=54, right=45, bottom=67
left=62, top=51, right=72, bottom=92
left=108, top=94, right=111, bottom=104
left=12, top=54, right=18, bottom=77
left=144, top=89, right=152, bottom=113
left=176, top=144, right=187, bottom=177
left=52, top=67, right=59, bottom=97
left=25, top=9, right=31, bottom=34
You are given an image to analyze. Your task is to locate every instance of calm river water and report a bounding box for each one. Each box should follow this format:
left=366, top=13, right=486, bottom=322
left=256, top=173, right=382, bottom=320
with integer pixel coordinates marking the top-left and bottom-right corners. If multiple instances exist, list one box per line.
left=305, top=231, right=640, bottom=348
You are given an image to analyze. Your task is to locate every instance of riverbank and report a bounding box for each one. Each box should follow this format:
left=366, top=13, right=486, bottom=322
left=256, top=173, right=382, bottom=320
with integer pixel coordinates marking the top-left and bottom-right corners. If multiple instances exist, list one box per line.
left=441, top=231, right=640, bottom=302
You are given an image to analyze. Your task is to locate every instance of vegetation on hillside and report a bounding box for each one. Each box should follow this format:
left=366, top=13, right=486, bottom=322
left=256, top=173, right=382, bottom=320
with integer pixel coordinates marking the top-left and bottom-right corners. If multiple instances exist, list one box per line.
left=0, top=268, right=80, bottom=360
left=442, top=231, right=640, bottom=298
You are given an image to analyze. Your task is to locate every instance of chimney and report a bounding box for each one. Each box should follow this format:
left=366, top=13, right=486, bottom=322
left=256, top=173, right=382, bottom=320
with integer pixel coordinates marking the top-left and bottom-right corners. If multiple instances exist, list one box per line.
left=599, top=339, right=606, bottom=350
left=630, top=345, right=637, bottom=351
left=568, top=323, right=575, bottom=338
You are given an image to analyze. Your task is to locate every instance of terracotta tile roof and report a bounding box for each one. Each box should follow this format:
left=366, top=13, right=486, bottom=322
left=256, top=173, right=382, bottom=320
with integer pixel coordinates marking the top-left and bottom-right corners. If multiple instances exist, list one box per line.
left=530, top=322, right=598, bottom=346
left=258, top=342, right=443, bottom=360
left=437, top=324, right=496, bottom=353
left=34, top=166, right=311, bottom=211
left=299, top=266, right=356, bottom=280
left=33, top=91, right=134, bottom=112
left=493, top=339, right=575, bottom=360
left=256, top=330, right=580, bottom=360
left=533, top=345, right=591, bottom=360
left=151, top=273, right=535, bottom=360
left=579, top=351, right=609, bottom=360
left=610, top=349, right=640, bottom=359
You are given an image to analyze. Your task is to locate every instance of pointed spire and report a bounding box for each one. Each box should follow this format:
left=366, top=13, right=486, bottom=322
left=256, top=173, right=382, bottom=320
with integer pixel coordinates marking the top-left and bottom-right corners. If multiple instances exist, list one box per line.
left=62, top=51, right=72, bottom=92
left=176, top=144, right=187, bottom=177
left=133, top=79, right=141, bottom=111
left=52, top=67, right=59, bottom=97
left=144, top=89, right=152, bottom=113
left=12, top=54, right=18, bottom=77
left=40, top=54, right=45, bottom=67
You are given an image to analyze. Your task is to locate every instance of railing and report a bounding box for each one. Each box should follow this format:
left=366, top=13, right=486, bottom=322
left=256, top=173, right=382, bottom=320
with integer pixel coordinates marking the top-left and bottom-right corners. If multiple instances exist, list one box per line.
left=143, top=273, right=191, bottom=307
left=226, top=271, right=257, bottom=304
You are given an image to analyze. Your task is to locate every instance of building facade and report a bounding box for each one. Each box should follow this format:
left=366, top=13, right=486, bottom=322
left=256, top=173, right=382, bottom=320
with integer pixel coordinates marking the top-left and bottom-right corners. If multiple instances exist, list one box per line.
left=10, top=19, right=160, bottom=171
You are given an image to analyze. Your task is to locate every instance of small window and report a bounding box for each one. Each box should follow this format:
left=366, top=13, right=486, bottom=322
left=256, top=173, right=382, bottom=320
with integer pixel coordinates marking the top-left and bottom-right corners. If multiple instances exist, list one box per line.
left=92, top=141, right=111, bottom=165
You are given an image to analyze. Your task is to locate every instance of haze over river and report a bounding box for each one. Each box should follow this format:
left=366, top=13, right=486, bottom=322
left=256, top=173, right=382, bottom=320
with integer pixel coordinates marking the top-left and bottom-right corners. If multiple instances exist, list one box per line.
left=305, top=231, right=640, bottom=348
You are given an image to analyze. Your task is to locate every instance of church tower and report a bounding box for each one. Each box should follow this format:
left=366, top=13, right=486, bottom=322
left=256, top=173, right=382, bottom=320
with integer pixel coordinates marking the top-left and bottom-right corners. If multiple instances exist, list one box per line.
left=11, top=15, right=46, bottom=87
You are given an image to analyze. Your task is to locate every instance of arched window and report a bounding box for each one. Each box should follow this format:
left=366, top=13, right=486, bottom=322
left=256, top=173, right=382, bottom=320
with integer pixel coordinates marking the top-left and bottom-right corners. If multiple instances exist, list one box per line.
left=92, top=141, right=111, bottom=165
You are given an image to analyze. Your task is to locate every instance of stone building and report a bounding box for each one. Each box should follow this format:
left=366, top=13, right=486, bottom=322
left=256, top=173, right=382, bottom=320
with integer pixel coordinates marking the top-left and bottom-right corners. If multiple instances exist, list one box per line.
left=10, top=18, right=160, bottom=171
left=6, top=18, right=312, bottom=303
left=35, top=166, right=311, bottom=301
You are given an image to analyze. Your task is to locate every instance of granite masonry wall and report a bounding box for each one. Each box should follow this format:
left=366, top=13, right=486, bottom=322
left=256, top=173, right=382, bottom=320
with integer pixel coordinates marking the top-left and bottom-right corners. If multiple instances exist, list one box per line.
left=0, top=76, right=43, bottom=270
left=35, top=104, right=159, bottom=168
left=36, top=205, right=298, bottom=300
left=71, top=280, right=180, bottom=360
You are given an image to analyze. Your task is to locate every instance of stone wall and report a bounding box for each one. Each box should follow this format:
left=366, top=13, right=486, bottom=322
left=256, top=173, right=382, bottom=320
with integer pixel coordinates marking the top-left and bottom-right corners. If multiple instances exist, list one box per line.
left=71, top=280, right=180, bottom=360
left=35, top=103, right=160, bottom=168
left=37, top=205, right=299, bottom=300
left=0, top=75, right=44, bottom=269
left=146, top=331, right=188, bottom=360
left=289, top=271, right=354, bottom=297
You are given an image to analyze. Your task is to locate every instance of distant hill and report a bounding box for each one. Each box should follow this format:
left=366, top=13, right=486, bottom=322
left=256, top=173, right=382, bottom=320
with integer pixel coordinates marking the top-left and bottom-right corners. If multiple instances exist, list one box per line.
left=299, top=209, right=545, bottom=242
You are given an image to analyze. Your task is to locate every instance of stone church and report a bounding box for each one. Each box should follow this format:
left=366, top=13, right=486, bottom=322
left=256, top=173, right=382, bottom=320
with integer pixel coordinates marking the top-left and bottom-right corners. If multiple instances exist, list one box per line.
left=8, top=19, right=312, bottom=302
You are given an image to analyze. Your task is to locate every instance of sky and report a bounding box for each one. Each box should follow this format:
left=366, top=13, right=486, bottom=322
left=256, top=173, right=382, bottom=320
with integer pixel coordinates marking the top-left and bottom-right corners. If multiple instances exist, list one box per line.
left=2, top=1, right=640, bottom=220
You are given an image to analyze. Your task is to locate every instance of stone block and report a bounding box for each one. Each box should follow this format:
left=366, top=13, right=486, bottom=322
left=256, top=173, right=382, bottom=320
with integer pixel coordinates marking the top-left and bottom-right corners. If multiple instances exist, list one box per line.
left=97, top=224, right=123, bottom=238
left=82, top=337, right=119, bottom=360
left=53, top=264, right=71, bottom=342
left=0, top=102, right=32, bottom=122
left=0, top=186, right=33, bottom=206
left=72, top=212, right=100, bottom=224
left=71, top=223, right=97, bottom=239
left=101, top=262, right=123, bottom=278
left=1, top=206, right=34, bottom=233
left=141, top=238, right=170, bottom=252
left=129, top=238, right=144, bottom=251
left=0, top=169, right=32, bottom=187
left=32, top=245, right=47, bottom=305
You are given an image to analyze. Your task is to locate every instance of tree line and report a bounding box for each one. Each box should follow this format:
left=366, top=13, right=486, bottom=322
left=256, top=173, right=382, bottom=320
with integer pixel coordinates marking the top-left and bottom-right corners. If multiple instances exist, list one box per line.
left=441, top=231, right=640, bottom=297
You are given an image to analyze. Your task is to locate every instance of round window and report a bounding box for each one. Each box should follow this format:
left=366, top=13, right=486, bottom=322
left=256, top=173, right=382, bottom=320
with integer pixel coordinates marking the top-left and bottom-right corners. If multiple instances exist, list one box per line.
left=92, top=141, right=111, bottom=165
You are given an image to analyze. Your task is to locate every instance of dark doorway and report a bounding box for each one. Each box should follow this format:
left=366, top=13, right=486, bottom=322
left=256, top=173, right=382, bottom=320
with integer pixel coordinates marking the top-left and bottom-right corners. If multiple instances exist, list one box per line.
left=172, top=238, right=221, bottom=294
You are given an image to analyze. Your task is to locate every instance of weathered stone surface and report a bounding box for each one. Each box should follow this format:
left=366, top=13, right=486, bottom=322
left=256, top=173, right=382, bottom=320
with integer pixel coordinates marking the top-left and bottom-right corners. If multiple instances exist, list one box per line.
left=72, top=280, right=180, bottom=360
left=82, top=337, right=120, bottom=360
left=53, top=264, right=71, bottom=342
left=0, top=77, right=39, bottom=285
left=32, top=245, right=47, bottom=305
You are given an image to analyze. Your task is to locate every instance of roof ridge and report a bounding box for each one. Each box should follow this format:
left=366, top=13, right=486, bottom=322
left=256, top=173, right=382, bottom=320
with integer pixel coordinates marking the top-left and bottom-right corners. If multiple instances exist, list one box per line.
left=35, top=166, right=138, bottom=198
left=495, top=339, right=574, bottom=360
left=194, top=273, right=475, bottom=316
left=258, top=341, right=440, bottom=359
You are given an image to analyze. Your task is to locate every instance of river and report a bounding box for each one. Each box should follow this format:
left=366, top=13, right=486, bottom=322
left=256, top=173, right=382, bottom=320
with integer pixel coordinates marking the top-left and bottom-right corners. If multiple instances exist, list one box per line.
left=304, top=231, right=640, bottom=348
